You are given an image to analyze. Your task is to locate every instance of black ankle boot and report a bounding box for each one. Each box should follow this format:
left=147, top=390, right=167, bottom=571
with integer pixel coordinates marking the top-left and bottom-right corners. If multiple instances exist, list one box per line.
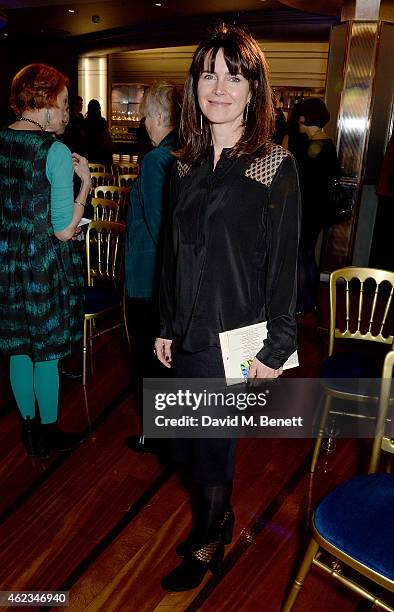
left=41, top=423, right=86, bottom=453
left=176, top=507, right=235, bottom=556
left=21, top=416, right=44, bottom=458
left=162, top=481, right=233, bottom=592
left=161, top=540, right=224, bottom=591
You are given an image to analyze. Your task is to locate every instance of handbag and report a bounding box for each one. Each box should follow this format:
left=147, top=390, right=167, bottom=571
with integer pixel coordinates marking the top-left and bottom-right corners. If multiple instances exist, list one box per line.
left=325, top=177, right=353, bottom=225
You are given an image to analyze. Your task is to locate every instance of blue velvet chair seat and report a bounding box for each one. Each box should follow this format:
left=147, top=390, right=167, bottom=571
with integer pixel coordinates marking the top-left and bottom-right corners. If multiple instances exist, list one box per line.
left=84, top=286, right=120, bottom=315
left=321, top=352, right=383, bottom=395
left=315, top=474, right=394, bottom=581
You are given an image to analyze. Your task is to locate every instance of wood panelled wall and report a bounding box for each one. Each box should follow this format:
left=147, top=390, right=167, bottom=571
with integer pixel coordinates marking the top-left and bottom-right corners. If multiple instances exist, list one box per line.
left=109, top=41, right=328, bottom=90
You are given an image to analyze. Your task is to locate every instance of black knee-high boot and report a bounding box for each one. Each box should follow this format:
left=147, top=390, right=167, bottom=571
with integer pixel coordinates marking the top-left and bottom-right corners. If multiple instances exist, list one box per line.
left=161, top=481, right=233, bottom=592
left=21, top=416, right=44, bottom=457
left=176, top=483, right=234, bottom=556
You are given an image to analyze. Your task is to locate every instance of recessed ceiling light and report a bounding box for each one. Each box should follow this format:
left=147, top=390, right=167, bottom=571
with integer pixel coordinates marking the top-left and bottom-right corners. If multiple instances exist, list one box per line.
left=155, top=2, right=162, bottom=6
left=4, top=32, right=8, bottom=37
left=68, top=9, right=75, bottom=13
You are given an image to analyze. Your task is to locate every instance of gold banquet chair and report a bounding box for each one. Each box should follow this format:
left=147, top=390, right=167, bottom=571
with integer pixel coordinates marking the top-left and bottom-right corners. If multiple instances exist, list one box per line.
left=90, top=172, right=116, bottom=196
left=283, top=350, right=394, bottom=612
left=311, top=266, right=394, bottom=473
left=83, top=221, right=130, bottom=386
left=369, top=349, right=394, bottom=473
left=88, top=162, right=106, bottom=173
left=117, top=173, right=138, bottom=189
left=282, top=479, right=394, bottom=611
left=93, top=185, right=121, bottom=202
left=90, top=198, right=119, bottom=222
left=112, top=163, right=139, bottom=181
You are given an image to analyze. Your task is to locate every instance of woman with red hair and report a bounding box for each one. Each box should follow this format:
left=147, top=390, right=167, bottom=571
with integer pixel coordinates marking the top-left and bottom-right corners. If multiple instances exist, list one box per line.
left=0, top=64, right=91, bottom=456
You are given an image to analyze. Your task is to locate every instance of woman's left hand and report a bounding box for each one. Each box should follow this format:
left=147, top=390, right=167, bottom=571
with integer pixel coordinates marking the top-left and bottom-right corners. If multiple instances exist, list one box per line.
left=71, top=227, right=82, bottom=240
left=248, top=357, right=283, bottom=380
left=72, top=153, right=90, bottom=183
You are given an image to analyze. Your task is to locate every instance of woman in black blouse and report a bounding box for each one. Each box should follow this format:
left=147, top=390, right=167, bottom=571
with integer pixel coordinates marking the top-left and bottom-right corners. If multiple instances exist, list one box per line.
left=155, top=25, right=300, bottom=591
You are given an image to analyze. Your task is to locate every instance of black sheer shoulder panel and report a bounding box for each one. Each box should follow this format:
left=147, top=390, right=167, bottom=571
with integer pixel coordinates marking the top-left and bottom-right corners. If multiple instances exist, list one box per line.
left=245, top=143, right=290, bottom=187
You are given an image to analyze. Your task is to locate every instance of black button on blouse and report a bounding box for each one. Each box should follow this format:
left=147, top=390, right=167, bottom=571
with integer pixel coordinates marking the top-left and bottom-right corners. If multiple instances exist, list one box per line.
left=159, top=143, right=301, bottom=370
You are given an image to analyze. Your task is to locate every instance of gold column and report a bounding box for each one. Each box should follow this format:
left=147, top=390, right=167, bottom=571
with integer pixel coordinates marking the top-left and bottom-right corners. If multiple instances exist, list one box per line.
left=320, top=0, right=394, bottom=272
left=78, top=56, right=108, bottom=119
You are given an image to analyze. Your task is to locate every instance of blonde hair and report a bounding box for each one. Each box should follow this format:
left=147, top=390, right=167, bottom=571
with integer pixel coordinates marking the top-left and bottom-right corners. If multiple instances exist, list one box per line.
left=140, top=81, right=181, bottom=128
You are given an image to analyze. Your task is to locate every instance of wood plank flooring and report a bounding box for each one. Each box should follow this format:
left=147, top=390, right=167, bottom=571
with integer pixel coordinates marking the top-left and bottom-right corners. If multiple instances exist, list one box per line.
left=0, top=303, right=384, bottom=612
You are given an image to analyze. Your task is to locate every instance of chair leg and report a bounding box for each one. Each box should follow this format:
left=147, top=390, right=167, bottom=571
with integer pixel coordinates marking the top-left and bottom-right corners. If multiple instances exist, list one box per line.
left=282, top=539, right=319, bottom=612
left=311, top=393, right=332, bottom=474
left=123, top=290, right=131, bottom=352
left=89, top=320, right=94, bottom=377
left=83, top=318, right=88, bottom=386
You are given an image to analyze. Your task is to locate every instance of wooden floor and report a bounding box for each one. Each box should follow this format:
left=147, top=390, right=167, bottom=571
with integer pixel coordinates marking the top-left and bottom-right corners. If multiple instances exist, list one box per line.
left=0, top=296, right=383, bottom=612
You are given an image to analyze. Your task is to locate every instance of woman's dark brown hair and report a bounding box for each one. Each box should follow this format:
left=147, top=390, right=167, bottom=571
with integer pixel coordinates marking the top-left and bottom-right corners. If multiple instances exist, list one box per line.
left=179, top=25, right=275, bottom=164
left=10, top=63, right=69, bottom=116
left=298, top=97, right=330, bottom=129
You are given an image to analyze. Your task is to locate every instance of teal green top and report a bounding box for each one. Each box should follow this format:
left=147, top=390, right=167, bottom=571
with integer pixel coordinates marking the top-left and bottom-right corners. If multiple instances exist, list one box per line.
left=46, top=141, right=74, bottom=231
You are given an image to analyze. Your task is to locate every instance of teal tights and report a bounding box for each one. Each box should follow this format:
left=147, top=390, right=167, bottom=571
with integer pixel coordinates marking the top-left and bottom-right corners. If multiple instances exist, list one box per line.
left=10, top=355, right=59, bottom=424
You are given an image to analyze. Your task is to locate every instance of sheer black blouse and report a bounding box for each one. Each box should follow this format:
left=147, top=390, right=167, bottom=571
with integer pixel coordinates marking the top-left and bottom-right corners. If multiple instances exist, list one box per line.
left=159, top=143, right=301, bottom=370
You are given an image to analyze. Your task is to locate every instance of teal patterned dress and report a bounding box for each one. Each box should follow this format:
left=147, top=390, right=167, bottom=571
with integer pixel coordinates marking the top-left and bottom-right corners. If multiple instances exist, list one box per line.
left=0, top=129, right=84, bottom=361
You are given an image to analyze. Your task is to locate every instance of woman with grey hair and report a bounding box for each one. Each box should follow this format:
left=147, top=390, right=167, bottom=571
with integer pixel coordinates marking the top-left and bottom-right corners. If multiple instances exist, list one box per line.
left=125, top=81, right=181, bottom=452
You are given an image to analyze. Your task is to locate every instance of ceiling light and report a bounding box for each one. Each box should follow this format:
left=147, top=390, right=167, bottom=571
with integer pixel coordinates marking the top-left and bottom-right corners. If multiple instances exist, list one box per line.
left=68, top=9, right=75, bottom=13
left=155, top=2, right=162, bottom=6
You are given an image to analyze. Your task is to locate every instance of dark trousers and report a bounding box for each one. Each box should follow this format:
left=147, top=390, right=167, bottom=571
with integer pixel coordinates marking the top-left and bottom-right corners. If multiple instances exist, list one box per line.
left=126, top=297, right=168, bottom=413
left=171, top=342, right=237, bottom=486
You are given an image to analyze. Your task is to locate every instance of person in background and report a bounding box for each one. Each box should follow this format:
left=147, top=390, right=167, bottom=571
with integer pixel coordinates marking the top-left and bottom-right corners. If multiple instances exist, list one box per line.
left=293, top=97, right=341, bottom=315
left=136, top=116, right=153, bottom=165
left=124, top=82, right=180, bottom=454
left=84, top=99, right=113, bottom=170
left=155, top=25, right=300, bottom=591
left=63, top=94, right=87, bottom=156
left=0, top=64, right=91, bottom=457
left=282, top=102, right=307, bottom=158
left=272, top=106, right=287, bottom=145
left=370, top=131, right=394, bottom=270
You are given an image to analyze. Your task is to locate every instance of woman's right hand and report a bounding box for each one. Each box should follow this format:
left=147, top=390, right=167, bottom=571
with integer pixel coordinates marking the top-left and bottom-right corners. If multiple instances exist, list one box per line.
left=72, top=153, right=90, bottom=183
left=154, top=337, right=172, bottom=368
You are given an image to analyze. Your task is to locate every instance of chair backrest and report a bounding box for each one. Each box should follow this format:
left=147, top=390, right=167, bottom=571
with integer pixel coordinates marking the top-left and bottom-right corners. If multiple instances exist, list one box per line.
left=112, top=163, right=139, bottom=176
left=88, top=162, right=105, bottom=173
left=369, top=349, right=394, bottom=473
left=329, top=267, right=394, bottom=356
left=90, top=172, right=116, bottom=191
left=90, top=197, right=119, bottom=222
left=85, top=221, right=126, bottom=288
left=117, top=174, right=138, bottom=189
left=93, top=185, right=121, bottom=201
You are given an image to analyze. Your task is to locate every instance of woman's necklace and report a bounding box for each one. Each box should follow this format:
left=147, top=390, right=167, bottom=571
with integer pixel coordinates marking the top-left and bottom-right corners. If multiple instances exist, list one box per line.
left=18, top=116, right=45, bottom=131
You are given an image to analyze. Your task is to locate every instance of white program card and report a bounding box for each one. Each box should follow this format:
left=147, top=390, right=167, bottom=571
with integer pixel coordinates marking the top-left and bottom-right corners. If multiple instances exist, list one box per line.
left=219, top=321, right=298, bottom=385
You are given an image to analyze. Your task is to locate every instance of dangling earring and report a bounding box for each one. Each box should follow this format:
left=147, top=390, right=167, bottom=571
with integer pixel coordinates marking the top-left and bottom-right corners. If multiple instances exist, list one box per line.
left=244, top=102, right=249, bottom=124
left=46, top=110, right=51, bottom=127
left=200, top=113, right=203, bottom=133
